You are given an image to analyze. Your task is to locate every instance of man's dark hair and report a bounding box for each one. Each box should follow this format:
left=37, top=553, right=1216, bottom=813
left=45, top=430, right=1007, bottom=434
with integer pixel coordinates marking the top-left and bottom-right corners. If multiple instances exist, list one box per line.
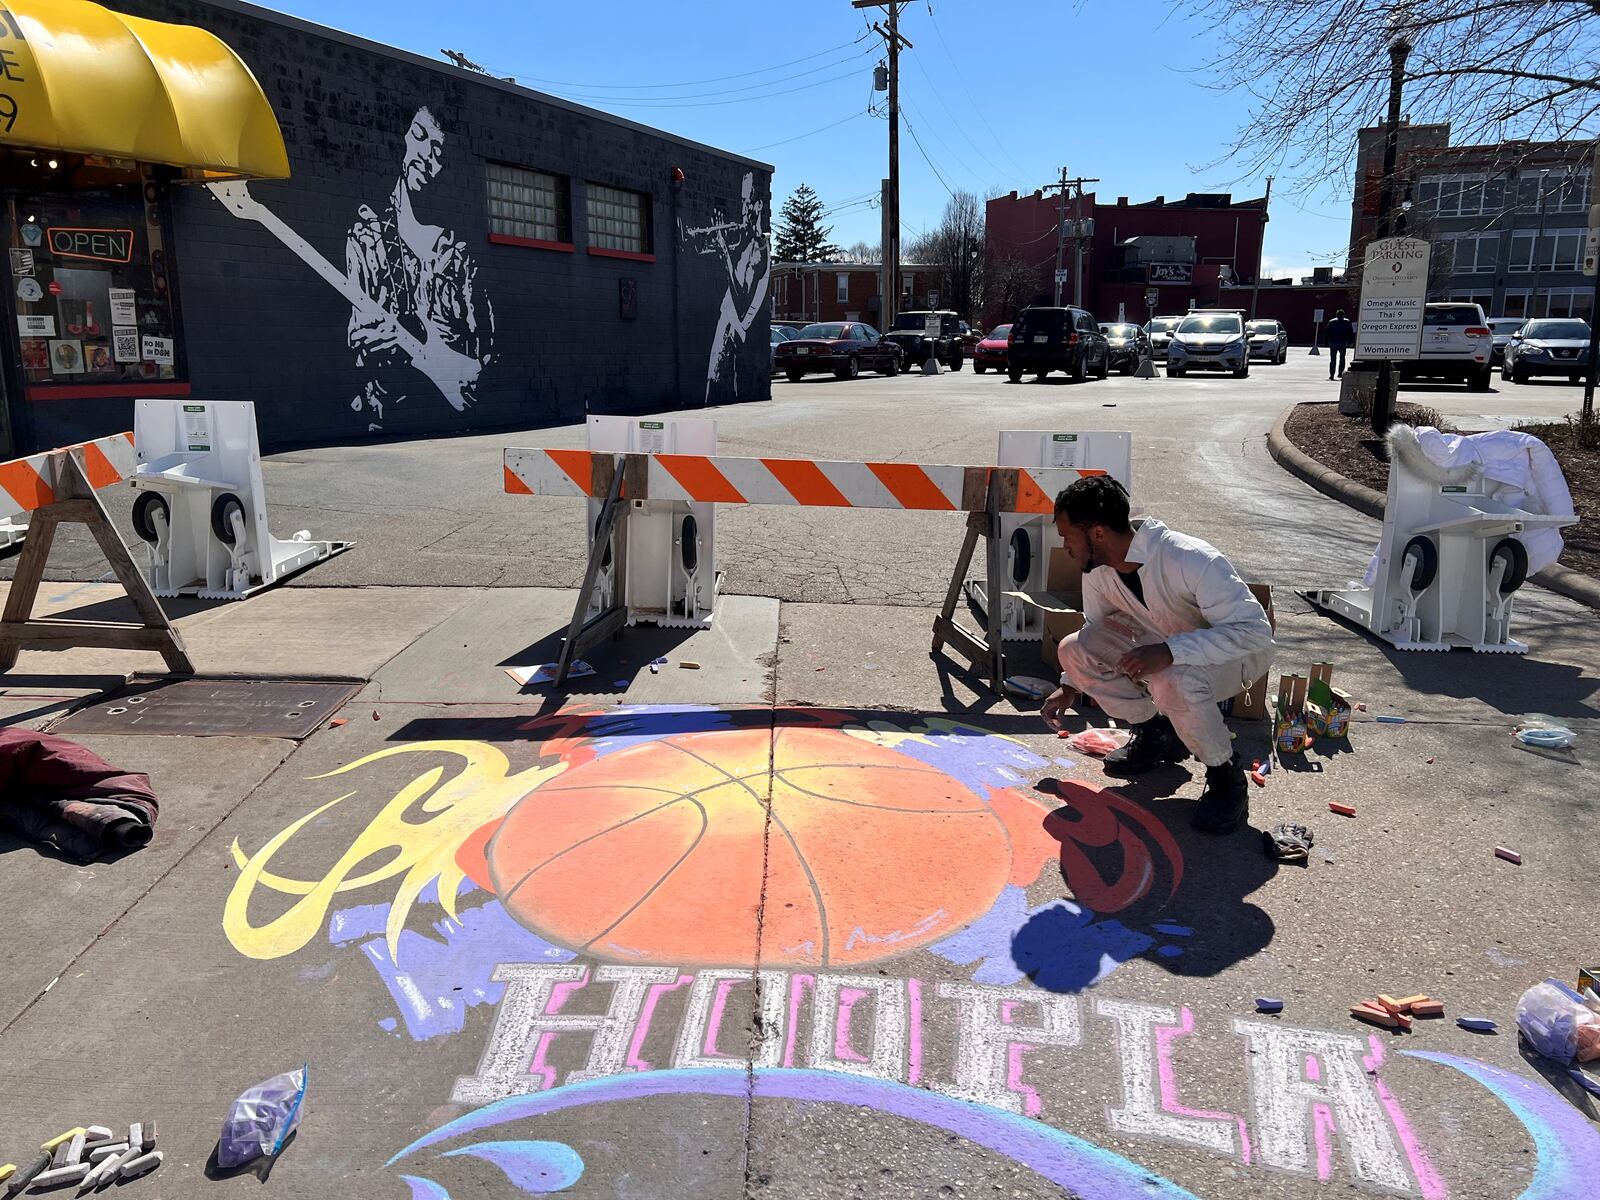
left=1335, top=309, right=1345, bottom=317
left=1054, top=475, right=1132, bottom=532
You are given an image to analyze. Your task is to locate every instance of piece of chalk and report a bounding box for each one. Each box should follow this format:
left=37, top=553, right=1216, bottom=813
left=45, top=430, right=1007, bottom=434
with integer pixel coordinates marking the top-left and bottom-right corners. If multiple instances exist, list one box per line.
left=1375, top=714, right=1407, bottom=723
left=126, top=1124, right=141, bottom=1157
left=1351, top=1003, right=1400, bottom=1028
left=39, top=1129, right=84, bottom=1153
left=80, top=1127, right=113, bottom=1147
left=140, top=1121, right=156, bottom=1153
left=1259, top=758, right=1271, bottom=775
left=117, top=1150, right=161, bottom=1182
left=1255, top=997, right=1284, bottom=1013
left=0, top=1165, right=12, bottom=1185
left=1250, top=770, right=1267, bottom=787
left=1569, top=1068, right=1600, bottom=1098
left=1377, top=994, right=1406, bottom=1015
left=1412, top=999, right=1445, bottom=1017
left=1457, top=1016, right=1498, bottom=1032
left=30, top=1162, right=90, bottom=1187
left=678, top=661, right=701, bottom=670
left=102, top=1143, right=143, bottom=1183
left=1329, top=802, right=1357, bottom=817
left=87, top=1144, right=128, bottom=1164
left=7, top=1151, right=51, bottom=1191
left=1495, top=846, right=1522, bottom=864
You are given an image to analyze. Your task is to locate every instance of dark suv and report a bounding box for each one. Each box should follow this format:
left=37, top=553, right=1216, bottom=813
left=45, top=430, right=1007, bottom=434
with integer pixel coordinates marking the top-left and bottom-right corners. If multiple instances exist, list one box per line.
left=1006, top=307, right=1110, bottom=382
left=884, top=310, right=967, bottom=370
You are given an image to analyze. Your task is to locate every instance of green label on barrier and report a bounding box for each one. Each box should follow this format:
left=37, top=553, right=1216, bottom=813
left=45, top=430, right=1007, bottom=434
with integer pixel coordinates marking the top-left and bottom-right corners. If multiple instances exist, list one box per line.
left=1440, top=484, right=1468, bottom=493
left=183, top=404, right=206, bottom=413
left=1053, top=434, right=1078, bottom=443
left=640, top=421, right=665, bottom=430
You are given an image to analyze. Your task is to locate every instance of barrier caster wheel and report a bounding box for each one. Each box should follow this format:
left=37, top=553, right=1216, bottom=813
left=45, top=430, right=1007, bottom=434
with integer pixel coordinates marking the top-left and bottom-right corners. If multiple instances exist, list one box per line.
left=130, top=492, right=170, bottom=543
left=1488, top=537, right=1529, bottom=593
left=1009, top=527, right=1032, bottom=586
left=1401, top=534, right=1439, bottom=591
left=211, top=493, right=246, bottom=545
left=681, top=514, right=699, bottom=574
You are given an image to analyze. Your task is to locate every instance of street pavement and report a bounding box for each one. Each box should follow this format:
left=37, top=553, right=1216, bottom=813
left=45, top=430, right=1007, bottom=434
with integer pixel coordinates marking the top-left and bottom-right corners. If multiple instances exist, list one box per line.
left=0, top=352, right=1596, bottom=1200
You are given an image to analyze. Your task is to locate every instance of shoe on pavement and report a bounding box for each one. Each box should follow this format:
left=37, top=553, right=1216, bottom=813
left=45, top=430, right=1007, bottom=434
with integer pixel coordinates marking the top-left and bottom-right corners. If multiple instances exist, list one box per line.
left=1103, top=714, right=1189, bottom=775
left=1191, top=754, right=1249, bottom=834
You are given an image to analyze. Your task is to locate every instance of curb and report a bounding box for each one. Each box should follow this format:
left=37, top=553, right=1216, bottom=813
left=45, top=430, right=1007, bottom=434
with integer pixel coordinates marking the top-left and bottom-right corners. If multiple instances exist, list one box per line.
left=1266, top=404, right=1600, bottom=612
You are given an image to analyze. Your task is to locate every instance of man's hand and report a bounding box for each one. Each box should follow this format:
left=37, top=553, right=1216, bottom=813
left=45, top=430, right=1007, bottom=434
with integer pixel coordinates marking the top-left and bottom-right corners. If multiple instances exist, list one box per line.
left=1041, top=685, right=1079, bottom=732
left=1118, top=643, right=1174, bottom=682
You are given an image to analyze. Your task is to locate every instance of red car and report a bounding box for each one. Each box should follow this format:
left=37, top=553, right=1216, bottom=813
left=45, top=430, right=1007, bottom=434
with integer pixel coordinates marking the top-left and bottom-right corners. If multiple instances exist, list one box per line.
left=775, top=321, right=901, bottom=382
left=972, top=324, right=1012, bottom=374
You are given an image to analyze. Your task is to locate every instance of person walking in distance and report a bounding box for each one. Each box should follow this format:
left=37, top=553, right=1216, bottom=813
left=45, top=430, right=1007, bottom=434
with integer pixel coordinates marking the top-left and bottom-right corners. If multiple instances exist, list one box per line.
left=1324, top=308, right=1355, bottom=380
left=1040, top=477, right=1275, bottom=835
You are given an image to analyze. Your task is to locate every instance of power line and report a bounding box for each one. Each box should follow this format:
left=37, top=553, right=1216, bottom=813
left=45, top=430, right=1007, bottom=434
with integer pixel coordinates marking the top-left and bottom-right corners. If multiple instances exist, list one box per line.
left=744, top=110, right=872, bottom=153
left=521, top=48, right=878, bottom=107
left=924, top=4, right=1028, bottom=178
left=907, top=49, right=1015, bottom=186
left=901, top=98, right=985, bottom=191
left=902, top=111, right=958, bottom=201
left=538, top=62, right=874, bottom=110
left=482, top=32, right=871, bottom=92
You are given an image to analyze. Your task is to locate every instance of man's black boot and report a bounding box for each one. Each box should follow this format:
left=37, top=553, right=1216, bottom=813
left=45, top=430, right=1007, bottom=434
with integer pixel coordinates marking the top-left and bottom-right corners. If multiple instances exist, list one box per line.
left=1191, top=753, right=1249, bottom=834
left=1103, top=714, right=1189, bottom=775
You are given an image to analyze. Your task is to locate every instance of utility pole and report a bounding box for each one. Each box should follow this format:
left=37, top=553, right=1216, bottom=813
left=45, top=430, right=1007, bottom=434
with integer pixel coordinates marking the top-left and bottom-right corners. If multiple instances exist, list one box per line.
left=1249, top=175, right=1272, bottom=319
left=1042, top=171, right=1098, bottom=306
left=857, top=1, right=911, bottom=328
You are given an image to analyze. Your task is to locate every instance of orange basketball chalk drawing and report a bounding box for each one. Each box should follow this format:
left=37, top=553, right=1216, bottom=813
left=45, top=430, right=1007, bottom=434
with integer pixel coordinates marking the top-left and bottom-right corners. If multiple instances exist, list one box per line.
left=486, top=725, right=1051, bottom=968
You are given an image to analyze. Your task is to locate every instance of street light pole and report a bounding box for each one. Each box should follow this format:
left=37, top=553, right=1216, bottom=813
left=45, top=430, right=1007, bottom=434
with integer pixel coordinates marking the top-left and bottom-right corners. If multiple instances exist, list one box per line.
left=1370, top=31, right=1411, bottom=437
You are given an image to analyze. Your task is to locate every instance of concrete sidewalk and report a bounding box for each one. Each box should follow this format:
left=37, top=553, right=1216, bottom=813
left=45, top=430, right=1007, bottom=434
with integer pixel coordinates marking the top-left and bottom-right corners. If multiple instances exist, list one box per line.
left=0, top=573, right=1595, bottom=1199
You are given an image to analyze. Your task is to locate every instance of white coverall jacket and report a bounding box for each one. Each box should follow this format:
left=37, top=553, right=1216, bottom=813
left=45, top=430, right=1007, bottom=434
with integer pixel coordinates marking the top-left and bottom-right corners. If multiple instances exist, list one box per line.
left=1058, top=518, right=1275, bottom=766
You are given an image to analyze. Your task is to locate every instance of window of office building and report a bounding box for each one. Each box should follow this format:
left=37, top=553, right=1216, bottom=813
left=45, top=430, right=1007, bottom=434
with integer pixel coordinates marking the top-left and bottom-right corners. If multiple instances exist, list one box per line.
left=585, top=183, right=651, bottom=255
left=1448, top=289, right=1495, bottom=314
left=1443, top=232, right=1499, bottom=273
left=1517, top=168, right=1590, bottom=213
left=1501, top=289, right=1532, bottom=319
left=1540, top=287, right=1593, bottom=319
left=1508, top=230, right=1585, bottom=272
left=1418, top=173, right=1500, bottom=218
left=486, top=163, right=571, bottom=245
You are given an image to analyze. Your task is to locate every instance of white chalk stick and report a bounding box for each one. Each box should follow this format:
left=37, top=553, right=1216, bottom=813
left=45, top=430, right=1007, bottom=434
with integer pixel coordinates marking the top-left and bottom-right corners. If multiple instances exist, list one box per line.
left=32, top=1161, right=91, bottom=1187
left=117, top=1150, right=162, bottom=1181
left=87, top=1143, right=128, bottom=1163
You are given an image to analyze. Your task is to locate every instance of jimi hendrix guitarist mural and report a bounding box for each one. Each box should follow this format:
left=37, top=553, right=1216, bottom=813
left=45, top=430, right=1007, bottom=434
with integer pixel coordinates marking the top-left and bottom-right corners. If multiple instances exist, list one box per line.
left=209, top=106, right=494, bottom=430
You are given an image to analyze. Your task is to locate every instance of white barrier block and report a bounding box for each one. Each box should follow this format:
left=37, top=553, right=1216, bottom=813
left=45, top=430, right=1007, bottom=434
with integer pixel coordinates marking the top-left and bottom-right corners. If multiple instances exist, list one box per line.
left=131, top=400, right=352, bottom=600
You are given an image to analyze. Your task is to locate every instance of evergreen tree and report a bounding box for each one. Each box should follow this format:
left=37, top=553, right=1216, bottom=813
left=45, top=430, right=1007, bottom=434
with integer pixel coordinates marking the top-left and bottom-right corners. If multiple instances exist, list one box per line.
left=773, top=183, right=842, bottom=263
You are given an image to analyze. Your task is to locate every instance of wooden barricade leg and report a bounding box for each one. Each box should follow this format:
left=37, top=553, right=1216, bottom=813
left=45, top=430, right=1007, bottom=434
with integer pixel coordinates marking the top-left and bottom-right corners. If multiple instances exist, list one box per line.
left=931, top=471, right=1008, bottom=694
left=554, top=456, right=629, bottom=687
left=0, top=449, right=193, bottom=675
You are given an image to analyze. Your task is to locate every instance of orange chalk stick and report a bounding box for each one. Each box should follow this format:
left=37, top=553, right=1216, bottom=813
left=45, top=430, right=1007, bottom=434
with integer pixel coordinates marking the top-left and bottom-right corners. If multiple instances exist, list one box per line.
left=1411, top=1000, right=1445, bottom=1017
left=1351, top=1003, right=1399, bottom=1028
left=1329, top=802, right=1357, bottom=817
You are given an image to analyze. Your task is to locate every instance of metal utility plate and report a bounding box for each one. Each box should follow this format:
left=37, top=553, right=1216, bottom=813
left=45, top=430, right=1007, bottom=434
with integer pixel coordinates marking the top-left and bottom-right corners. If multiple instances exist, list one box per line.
left=51, top=676, right=361, bottom=739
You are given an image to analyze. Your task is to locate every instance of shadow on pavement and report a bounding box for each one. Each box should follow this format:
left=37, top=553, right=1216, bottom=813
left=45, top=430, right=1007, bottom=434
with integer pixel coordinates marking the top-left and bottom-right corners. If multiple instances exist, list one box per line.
left=1015, top=774, right=1278, bottom=993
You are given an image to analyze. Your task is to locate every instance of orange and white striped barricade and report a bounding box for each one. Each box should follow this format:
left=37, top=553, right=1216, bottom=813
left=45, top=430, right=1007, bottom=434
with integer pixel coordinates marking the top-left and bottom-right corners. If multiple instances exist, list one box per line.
left=504, top=444, right=1100, bottom=690
left=584, top=415, right=718, bottom=629
left=967, top=430, right=1133, bottom=642
left=0, top=432, right=192, bottom=675
left=129, top=400, right=353, bottom=600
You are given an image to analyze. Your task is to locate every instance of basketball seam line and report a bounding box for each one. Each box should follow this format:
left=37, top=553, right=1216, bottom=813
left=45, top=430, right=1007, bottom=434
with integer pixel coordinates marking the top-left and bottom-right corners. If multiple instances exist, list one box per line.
left=580, top=798, right=712, bottom=953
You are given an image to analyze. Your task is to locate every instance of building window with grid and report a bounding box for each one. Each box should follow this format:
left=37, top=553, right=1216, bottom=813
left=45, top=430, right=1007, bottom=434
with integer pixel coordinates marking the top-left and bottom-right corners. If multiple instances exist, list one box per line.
left=486, top=163, right=571, bottom=246
left=1517, top=168, right=1590, bottom=214
left=1540, top=287, right=1594, bottom=319
left=836, top=273, right=850, bottom=303
left=1443, top=232, right=1499, bottom=274
left=1448, top=289, right=1495, bottom=313
left=585, top=183, right=652, bottom=255
left=1501, top=289, right=1532, bottom=319
left=1418, top=173, right=1500, bottom=218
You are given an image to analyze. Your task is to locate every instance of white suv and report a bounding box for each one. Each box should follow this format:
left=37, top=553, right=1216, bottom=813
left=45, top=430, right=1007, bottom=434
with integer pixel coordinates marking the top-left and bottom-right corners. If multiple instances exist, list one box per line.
left=1167, top=310, right=1249, bottom=377
left=1397, top=302, right=1494, bottom=391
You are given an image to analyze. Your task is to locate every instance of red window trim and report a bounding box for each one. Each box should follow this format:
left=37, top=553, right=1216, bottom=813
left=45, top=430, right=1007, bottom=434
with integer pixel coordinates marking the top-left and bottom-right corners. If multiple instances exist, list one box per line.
left=488, top=233, right=575, bottom=253
left=588, top=246, right=656, bottom=264
left=27, top=382, right=192, bottom=401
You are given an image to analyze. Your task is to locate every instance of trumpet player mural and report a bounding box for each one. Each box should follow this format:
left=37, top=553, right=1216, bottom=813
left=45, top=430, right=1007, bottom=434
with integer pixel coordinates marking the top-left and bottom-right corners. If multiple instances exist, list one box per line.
left=681, top=172, right=770, bottom=404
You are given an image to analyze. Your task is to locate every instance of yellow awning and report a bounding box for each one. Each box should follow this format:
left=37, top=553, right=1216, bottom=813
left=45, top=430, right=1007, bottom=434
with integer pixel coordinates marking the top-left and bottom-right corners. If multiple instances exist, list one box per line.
left=0, top=0, right=288, bottom=180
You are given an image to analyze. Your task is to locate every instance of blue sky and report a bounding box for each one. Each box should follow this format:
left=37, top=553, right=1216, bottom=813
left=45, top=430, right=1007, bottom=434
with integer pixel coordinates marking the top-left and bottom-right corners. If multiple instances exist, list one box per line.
left=263, top=0, right=1354, bottom=278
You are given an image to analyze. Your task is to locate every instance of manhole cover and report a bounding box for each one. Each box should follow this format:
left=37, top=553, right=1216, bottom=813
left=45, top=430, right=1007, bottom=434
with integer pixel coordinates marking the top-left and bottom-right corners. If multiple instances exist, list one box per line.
left=52, top=677, right=362, bottom=739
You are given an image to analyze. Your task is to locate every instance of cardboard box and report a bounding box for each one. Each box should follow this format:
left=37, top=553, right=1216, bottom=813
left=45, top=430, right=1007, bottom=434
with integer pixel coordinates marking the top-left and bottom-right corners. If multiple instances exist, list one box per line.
left=1045, top=547, right=1083, bottom=608
left=1305, top=661, right=1353, bottom=739
left=1275, top=674, right=1310, bottom=754
left=1230, top=584, right=1276, bottom=720
left=1030, top=592, right=1086, bottom=671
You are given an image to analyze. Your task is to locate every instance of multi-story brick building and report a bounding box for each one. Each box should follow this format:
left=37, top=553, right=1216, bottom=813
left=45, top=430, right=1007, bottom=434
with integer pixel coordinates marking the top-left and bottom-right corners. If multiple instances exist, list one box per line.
left=0, top=0, right=769, bottom=454
left=770, top=261, right=948, bottom=326
left=1348, top=124, right=1594, bottom=320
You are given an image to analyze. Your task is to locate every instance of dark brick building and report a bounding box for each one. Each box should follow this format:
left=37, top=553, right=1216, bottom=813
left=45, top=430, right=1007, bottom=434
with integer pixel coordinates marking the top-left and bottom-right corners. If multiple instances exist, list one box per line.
left=0, top=0, right=771, bottom=455
left=770, top=261, right=947, bottom=325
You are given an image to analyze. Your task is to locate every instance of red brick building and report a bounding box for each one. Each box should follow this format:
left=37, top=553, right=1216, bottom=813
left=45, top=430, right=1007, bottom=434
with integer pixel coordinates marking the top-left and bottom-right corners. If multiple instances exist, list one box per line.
left=771, top=262, right=948, bottom=326
left=985, top=190, right=1270, bottom=328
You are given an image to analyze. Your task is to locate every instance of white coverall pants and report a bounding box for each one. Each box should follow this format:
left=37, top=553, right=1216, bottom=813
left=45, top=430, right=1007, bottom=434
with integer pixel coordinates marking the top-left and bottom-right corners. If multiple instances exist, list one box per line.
left=1058, top=634, right=1272, bottom=767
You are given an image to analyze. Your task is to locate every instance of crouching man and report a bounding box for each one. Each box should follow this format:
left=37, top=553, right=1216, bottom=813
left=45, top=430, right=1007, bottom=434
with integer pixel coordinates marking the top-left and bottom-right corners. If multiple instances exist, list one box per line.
left=1041, top=477, right=1274, bottom=834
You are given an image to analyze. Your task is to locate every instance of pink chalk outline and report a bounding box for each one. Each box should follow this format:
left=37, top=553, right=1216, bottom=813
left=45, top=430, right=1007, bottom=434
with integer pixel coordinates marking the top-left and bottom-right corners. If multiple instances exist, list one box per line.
left=1154, top=1006, right=1251, bottom=1163
left=1365, top=1036, right=1450, bottom=1200
left=528, top=969, right=589, bottom=1090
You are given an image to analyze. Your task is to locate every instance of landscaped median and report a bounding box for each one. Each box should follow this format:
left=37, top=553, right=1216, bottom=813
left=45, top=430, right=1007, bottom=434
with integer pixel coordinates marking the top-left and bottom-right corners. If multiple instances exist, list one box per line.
left=1266, top=401, right=1600, bottom=610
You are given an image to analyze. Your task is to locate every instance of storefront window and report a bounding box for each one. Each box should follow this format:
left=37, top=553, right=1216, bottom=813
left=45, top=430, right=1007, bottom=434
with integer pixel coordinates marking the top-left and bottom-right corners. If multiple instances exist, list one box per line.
left=5, top=182, right=182, bottom=391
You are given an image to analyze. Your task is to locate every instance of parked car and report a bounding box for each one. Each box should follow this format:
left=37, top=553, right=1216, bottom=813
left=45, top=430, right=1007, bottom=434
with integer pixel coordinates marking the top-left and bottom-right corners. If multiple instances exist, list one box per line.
left=1006, top=306, right=1110, bottom=382
left=1398, top=302, right=1492, bottom=391
left=1245, top=319, right=1289, bottom=363
left=769, top=325, right=794, bottom=373
left=1145, top=315, right=1184, bottom=359
left=973, top=324, right=1012, bottom=373
left=774, top=321, right=900, bottom=381
left=1501, top=318, right=1592, bottom=383
left=958, top=320, right=981, bottom=354
left=1485, top=317, right=1526, bottom=367
left=772, top=320, right=811, bottom=337
left=883, top=310, right=967, bottom=370
left=1098, top=322, right=1151, bottom=374
left=1167, top=310, right=1249, bottom=377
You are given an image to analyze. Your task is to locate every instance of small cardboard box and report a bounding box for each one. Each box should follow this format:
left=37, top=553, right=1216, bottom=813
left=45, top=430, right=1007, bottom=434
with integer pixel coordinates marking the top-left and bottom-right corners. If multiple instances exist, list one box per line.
left=1046, top=547, right=1083, bottom=608
left=1275, top=674, right=1310, bottom=754
left=1305, top=661, right=1353, bottom=739
left=1230, top=584, right=1276, bottom=720
left=1031, top=592, right=1086, bottom=671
